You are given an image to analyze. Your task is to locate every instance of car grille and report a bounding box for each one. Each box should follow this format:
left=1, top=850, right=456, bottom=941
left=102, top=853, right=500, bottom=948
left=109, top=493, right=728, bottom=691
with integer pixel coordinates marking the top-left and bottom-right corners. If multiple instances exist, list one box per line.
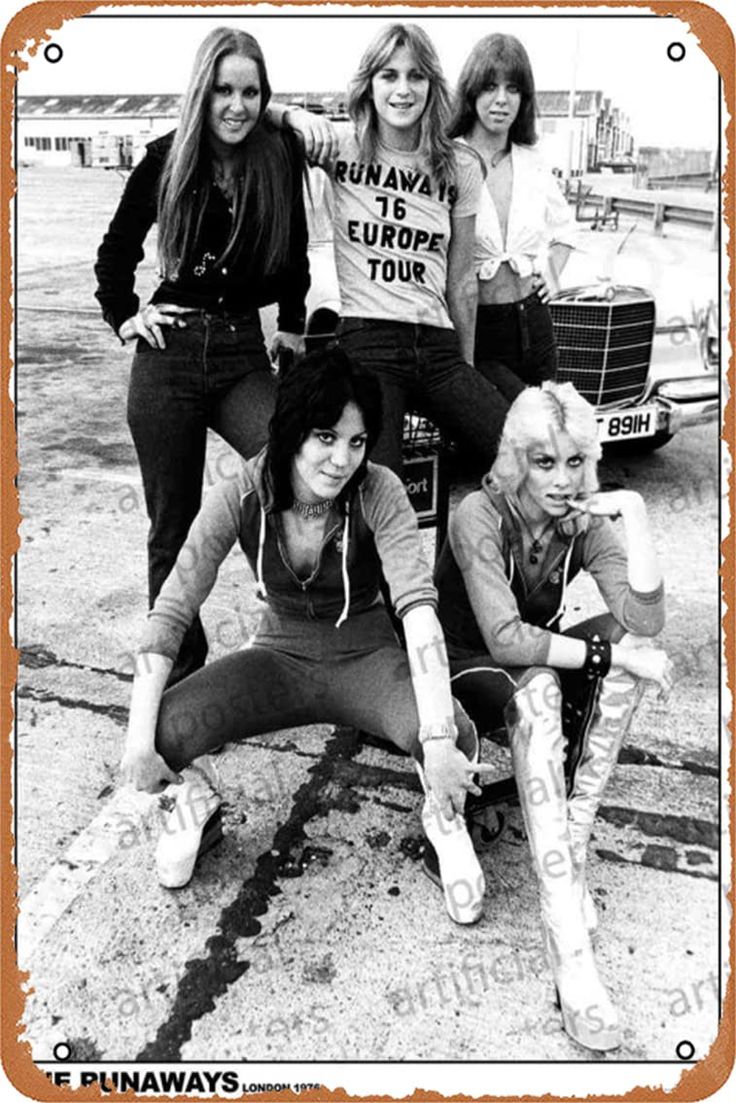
left=549, top=287, right=656, bottom=408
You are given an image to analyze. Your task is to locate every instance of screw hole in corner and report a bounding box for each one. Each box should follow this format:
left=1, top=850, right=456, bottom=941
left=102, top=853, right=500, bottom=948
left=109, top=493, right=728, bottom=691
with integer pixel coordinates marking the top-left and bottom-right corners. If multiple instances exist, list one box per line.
left=676, top=1039, right=695, bottom=1061
left=667, top=42, right=686, bottom=62
left=44, top=43, right=63, bottom=64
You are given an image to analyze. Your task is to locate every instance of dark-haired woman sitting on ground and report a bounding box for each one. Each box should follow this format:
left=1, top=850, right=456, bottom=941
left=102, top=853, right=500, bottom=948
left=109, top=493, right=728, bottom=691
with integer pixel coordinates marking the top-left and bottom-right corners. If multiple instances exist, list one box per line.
left=121, top=347, right=492, bottom=925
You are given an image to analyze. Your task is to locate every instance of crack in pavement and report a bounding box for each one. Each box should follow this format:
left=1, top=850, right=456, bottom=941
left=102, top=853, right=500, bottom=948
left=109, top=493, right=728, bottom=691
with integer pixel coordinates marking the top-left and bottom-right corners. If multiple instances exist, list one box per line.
left=17, top=686, right=128, bottom=725
left=16, top=684, right=720, bottom=866
left=245, top=738, right=321, bottom=760
left=617, top=744, right=718, bottom=779
left=598, top=804, right=719, bottom=849
left=129, top=726, right=719, bottom=1060
left=20, top=644, right=133, bottom=683
left=22, top=716, right=720, bottom=1058
left=135, top=726, right=372, bottom=1062
left=16, top=672, right=720, bottom=782
left=470, top=726, right=719, bottom=779
left=596, top=846, right=718, bottom=881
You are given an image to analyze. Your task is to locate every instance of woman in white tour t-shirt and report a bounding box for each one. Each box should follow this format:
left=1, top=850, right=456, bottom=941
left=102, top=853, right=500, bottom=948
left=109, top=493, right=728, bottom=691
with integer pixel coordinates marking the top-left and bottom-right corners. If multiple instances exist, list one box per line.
left=278, top=23, right=511, bottom=475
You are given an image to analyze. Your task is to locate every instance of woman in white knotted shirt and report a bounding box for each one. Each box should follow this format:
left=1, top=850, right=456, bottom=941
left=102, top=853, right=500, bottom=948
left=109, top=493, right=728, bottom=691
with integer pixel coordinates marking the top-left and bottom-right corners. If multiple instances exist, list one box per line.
left=449, top=34, right=576, bottom=402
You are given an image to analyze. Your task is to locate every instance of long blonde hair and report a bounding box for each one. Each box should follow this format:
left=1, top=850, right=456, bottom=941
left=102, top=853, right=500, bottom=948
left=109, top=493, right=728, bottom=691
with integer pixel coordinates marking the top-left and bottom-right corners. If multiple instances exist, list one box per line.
left=348, top=23, right=457, bottom=189
left=157, top=27, right=296, bottom=279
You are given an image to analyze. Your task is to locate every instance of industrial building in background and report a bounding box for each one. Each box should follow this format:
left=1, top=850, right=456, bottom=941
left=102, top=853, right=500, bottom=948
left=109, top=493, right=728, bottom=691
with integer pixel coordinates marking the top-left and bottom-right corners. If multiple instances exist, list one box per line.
left=18, top=88, right=696, bottom=181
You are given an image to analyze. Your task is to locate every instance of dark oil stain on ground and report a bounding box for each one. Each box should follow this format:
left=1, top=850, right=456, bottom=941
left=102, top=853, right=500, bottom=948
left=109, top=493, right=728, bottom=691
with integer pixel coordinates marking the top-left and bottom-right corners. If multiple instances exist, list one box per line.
left=18, top=345, right=89, bottom=365
left=619, top=743, right=718, bottom=778
left=365, top=828, right=391, bottom=850
left=599, top=804, right=719, bottom=849
left=41, top=435, right=136, bottom=468
left=136, top=727, right=416, bottom=1062
left=19, top=643, right=134, bottom=681
left=595, top=846, right=716, bottom=881
left=17, top=685, right=128, bottom=726
left=302, top=953, right=337, bottom=985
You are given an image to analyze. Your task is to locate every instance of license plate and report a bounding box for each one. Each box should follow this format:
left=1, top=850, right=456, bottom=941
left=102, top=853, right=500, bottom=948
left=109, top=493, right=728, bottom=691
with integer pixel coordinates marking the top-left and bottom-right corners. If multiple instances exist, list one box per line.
left=596, top=405, right=657, bottom=443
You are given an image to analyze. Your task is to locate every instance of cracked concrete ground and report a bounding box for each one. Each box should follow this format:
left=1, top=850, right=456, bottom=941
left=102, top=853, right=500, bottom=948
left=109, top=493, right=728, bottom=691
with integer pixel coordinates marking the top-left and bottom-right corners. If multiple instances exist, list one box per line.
left=12, top=166, right=724, bottom=1071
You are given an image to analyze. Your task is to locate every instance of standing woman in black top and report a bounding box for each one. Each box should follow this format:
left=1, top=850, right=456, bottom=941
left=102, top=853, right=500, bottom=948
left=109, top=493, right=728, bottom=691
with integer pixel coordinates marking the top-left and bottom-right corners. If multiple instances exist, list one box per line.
left=95, top=27, right=309, bottom=685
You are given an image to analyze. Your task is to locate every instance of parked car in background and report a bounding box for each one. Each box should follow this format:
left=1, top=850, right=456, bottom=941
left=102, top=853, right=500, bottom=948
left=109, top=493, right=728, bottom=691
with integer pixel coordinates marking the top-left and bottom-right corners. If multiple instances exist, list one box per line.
left=304, top=180, right=720, bottom=455
left=547, top=282, right=719, bottom=451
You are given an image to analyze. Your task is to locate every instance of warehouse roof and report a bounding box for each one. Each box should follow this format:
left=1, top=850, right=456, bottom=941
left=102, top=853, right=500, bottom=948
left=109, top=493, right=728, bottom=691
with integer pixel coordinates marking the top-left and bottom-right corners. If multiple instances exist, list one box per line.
left=17, top=94, right=182, bottom=117
left=536, top=90, right=603, bottom=116
left=18, top=90, right=611, bottom=120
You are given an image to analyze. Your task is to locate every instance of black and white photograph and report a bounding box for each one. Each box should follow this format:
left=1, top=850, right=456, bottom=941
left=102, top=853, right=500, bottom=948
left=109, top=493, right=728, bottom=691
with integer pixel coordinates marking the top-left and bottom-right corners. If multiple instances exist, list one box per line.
left=6, top=1, right=729, bottom=1097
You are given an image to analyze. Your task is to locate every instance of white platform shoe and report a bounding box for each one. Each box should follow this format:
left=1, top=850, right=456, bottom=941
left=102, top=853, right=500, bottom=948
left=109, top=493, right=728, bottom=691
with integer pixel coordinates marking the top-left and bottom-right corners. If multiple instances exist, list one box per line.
left=155, top=759, right=223, bottom=888
left=418, top=761, right=486, bottom=925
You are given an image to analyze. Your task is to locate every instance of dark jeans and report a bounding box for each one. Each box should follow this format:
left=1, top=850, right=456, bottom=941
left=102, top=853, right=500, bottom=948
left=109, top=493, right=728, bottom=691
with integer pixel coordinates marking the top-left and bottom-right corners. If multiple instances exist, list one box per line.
left=336, top=318, right=509, bottom=475
left=475, top=293, right=558, bottom=404
left=154, top=605, right=477, bottom=768
left=448, top=614, right=625, bottom=805
left=127, top=311, right=276, bottom=685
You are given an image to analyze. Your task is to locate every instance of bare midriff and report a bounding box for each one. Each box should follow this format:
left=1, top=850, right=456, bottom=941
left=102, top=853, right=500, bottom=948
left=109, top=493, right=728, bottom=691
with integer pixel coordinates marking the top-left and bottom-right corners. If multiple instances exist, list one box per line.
left=478, top=262, right=534, bottom=305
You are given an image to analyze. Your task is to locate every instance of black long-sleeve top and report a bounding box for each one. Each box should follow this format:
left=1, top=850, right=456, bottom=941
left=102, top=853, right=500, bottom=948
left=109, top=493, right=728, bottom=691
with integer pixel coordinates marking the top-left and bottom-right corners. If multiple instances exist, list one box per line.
left=94, top=128, right=309, bottom=337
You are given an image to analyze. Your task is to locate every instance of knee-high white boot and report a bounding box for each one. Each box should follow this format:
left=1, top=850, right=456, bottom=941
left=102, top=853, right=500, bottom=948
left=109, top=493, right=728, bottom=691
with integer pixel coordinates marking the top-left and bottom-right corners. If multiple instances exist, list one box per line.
left=568, top=662, right=644, bottom=936
left=508, top=671, right=621, bottom=1052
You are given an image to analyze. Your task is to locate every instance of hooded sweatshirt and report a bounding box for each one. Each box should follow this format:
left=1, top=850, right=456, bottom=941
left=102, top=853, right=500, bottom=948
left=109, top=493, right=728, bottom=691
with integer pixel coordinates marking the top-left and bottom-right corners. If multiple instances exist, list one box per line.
left=139, top=450, right=437, bottom=660
left=436, top=478, right=665, bottom=666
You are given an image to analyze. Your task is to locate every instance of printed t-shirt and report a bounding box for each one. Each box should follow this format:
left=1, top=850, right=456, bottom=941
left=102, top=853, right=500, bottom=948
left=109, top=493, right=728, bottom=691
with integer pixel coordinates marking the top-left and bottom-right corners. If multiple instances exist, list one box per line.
left=329, top=128, right=482, bottom=329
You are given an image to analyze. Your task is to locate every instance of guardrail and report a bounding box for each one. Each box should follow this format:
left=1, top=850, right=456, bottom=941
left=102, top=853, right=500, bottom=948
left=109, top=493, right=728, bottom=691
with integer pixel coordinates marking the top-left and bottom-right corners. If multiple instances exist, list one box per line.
left=567, top=181, right=717, bottom=240
left=647, top=172, right=714, bottom=190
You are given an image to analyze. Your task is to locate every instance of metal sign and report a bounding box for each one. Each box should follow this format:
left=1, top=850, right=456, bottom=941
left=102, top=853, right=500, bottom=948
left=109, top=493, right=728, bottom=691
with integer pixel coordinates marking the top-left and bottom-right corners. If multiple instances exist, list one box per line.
left=403, top=454, right=439, bottom=524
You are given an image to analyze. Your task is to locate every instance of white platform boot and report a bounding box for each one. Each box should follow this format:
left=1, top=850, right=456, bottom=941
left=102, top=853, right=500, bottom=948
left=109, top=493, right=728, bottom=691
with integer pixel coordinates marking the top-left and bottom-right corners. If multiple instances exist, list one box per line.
left=418, top=756, right=486, bottom=926
left=155, top=758, right=223, bottom=888
left=568, top=660, right=644, bottom=939
left=509, top=671, right=622, bottom=1051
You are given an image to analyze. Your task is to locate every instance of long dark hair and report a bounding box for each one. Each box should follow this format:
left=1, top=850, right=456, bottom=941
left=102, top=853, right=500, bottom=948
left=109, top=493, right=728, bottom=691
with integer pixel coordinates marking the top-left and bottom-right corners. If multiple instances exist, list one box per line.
left=448, top=34, right=538, bottom=146
left=267, top=348, right=383, bottom=512
left=157, top=27, right=296, bottom=279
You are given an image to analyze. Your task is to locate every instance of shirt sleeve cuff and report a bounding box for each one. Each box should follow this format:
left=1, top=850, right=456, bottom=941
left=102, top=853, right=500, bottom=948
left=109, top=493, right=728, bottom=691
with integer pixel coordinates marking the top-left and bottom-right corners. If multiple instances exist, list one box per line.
left=396, top=596, right=439, bottom=620
left=103, top=301, right=138, bottom=341
left=137, top=638, right=179, bottom=661
left=629, top=581, right=665, bottom=604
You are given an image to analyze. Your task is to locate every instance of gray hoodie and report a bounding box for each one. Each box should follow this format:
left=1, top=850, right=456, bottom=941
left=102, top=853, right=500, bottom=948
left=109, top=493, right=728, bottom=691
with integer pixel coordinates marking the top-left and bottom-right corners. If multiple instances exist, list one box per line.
left=140, top=449, right=437, bottom=659
left=436, top=478, right=665, bottom=666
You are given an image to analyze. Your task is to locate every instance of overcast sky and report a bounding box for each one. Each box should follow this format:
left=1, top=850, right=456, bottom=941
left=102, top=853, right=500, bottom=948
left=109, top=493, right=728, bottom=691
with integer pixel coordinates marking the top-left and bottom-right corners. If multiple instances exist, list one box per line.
left=15, top=3, right=720, bottom=149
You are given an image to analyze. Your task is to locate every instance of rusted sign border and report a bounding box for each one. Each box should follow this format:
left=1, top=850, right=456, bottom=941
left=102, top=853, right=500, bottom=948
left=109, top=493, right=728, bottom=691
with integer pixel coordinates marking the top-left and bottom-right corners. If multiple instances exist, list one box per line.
left=1, top=1, right=732, bottom=1100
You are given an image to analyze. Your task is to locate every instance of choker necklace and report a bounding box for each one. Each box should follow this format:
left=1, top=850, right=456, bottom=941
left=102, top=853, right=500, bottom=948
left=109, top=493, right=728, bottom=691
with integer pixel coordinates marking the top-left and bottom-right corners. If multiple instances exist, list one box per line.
left=291, top=497, right=333, bottom=519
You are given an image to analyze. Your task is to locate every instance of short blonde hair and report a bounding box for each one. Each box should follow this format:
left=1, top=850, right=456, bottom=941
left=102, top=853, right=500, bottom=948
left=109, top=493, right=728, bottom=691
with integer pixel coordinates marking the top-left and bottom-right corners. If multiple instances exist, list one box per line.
left=491, top=382, right=601, bottom=502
